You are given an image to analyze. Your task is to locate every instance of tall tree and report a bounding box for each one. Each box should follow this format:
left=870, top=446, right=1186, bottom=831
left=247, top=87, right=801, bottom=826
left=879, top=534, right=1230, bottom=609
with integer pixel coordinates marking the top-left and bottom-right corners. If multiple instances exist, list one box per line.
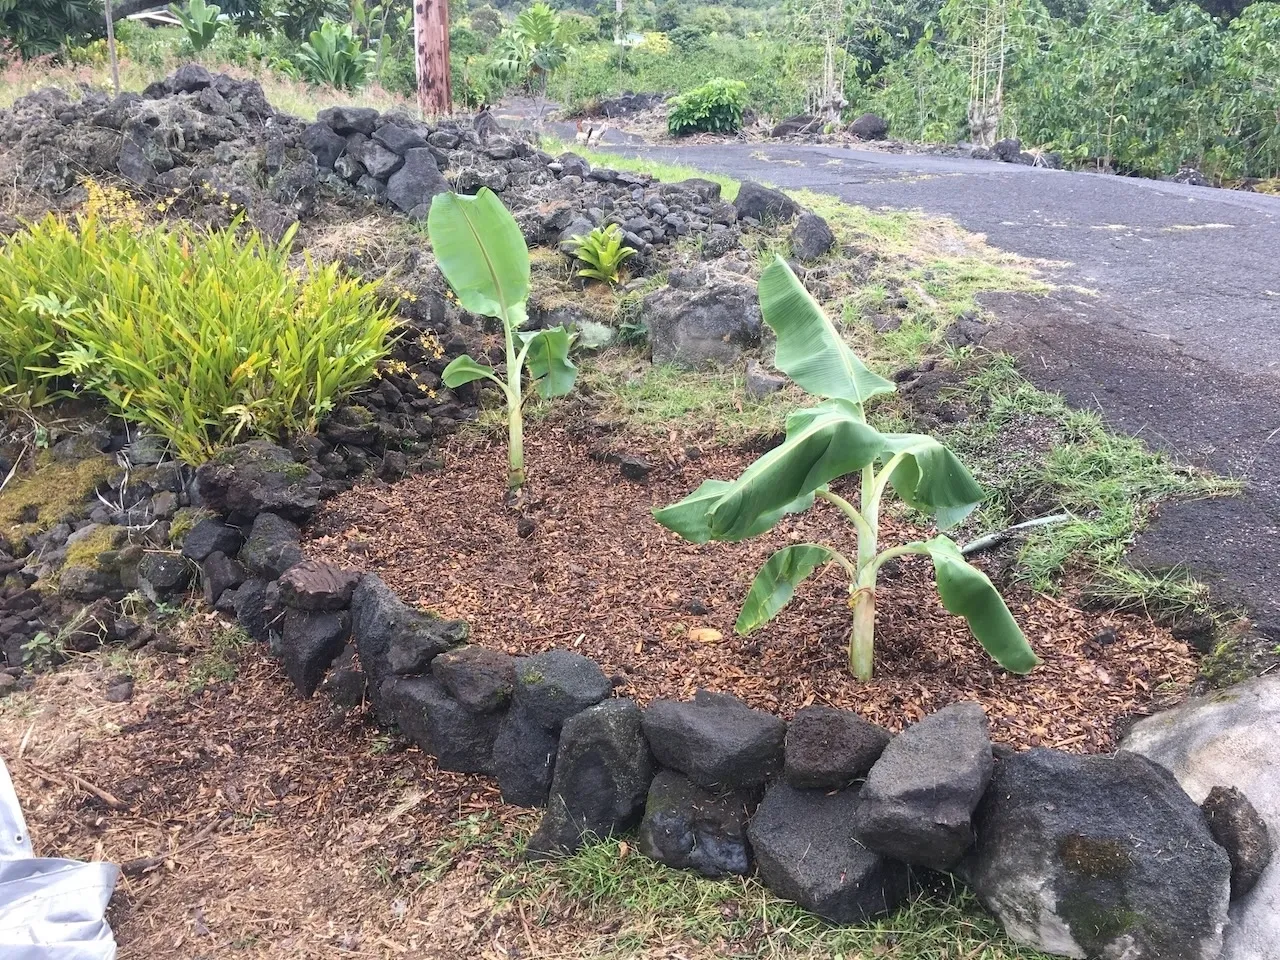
left=415, top=0, right=452, bottom=115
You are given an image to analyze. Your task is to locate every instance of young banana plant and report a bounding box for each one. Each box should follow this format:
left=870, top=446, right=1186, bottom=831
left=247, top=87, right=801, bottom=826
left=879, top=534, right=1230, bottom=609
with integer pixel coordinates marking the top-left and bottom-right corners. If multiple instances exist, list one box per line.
left=654, top=256, right=1040, bottom=681
left=428, top=188, right=578, bottom=490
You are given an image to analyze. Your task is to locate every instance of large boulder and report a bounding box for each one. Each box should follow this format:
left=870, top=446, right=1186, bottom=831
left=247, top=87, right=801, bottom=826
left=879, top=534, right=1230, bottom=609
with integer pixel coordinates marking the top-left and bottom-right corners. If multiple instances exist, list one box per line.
left=748, top=781, right=911, bottom=923
left=637, top=770, right=753, bottom=878
left=733, top=181, right=801, bottom=224
left=643, top=284, right=762, bottom=369
left=379, top=674, right=502, bottom=774
left=966, top=748, right=1231, bottom=960
left=526, top=699, right=655, bottom=857
left=853, top=702, right=992, bottom=870
left=512, top=650, right=612, bottom=731
left=641, top=690, right=786, bottom=791
left=848, top=112, right=888, bottom=140
left=350, top=575, right=467, bottom=708
left=770, top=114, right=820, bottom=138
left=1122, top=676, right=1280, bottom=960
left=194, top=441, right=321, bottom=525
left=784, top=705, right=891, bottom=789
left=385, top=147, right=450, bottom=216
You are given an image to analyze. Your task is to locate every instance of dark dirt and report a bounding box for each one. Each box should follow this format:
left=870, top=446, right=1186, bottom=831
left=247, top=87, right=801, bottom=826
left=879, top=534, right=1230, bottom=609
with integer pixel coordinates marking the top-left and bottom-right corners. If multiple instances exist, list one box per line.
left=306, top=428, right=1196, bottom=753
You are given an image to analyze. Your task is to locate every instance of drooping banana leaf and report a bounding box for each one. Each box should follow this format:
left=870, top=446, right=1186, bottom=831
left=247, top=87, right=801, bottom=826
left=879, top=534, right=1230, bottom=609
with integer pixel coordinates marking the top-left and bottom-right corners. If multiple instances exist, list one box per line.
left=653, top=479, right=817, bottom=544
left=427, top=188, right=529, bottom=327
left=917, top=535, right=1040, bottom=673
left=878, top=434, right=986, bottom=530
left=735, top=543, right=836, bottom=635
left=519, top=326, right=578, bottom=399
left=441, top=354, right=500, bottom=389
left=758, top=256, right=895, bottom=407
left=706, top=399, right=886, bottom=541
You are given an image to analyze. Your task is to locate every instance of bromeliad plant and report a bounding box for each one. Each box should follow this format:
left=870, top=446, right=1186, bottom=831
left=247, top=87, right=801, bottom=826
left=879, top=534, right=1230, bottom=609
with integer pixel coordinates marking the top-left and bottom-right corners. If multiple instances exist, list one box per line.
left=570, top=224, right=636, bottom=286
left=428, top=188, right=578, bottom=491
left=654, top=257, right=1039, bottom=681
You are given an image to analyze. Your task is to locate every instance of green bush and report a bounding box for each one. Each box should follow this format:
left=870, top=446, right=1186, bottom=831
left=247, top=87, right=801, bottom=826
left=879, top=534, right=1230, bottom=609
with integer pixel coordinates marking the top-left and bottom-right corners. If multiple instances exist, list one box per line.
left=296, top=20, right=375, bottom=90
left=667, top=77, right=748, bottom=135
left=0, top=212, right=396, bottom=463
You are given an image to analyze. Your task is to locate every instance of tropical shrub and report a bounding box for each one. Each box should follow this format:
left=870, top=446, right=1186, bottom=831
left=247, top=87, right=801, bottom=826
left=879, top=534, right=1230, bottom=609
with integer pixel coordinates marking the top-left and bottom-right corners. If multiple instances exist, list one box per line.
left=0, top=0, right=99, bottom=57
left=490, top=1, right=569, bottom=99
left=296, top=20, right=376, bottom=90
left=655, top=257, right=1038, bottom=681
left=170, top=0, right=224, bottom=53
left=667, top=77, right=749, bottom=135
left=428, top=189, right=578, bottom=490
left=569, top=224, right=636, bottom=286
left=0, top=212, right=395, bottom=463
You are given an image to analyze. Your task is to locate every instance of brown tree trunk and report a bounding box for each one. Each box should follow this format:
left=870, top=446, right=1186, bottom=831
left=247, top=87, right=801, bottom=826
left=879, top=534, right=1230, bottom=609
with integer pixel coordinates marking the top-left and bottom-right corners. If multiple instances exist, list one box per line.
left=104, top=0, right=121, bottom=95
left=415, top=0, right=452, bottom=117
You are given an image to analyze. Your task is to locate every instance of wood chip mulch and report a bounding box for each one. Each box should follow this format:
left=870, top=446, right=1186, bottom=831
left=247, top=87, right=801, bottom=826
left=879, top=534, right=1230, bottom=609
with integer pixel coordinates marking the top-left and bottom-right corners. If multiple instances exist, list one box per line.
left=307, top=427, right=1197, bottom=752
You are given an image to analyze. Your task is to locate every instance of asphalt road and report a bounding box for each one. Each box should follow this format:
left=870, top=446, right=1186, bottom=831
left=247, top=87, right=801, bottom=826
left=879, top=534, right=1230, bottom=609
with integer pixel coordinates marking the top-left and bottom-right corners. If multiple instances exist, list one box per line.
left=604, top=140, right=1280, bottom=633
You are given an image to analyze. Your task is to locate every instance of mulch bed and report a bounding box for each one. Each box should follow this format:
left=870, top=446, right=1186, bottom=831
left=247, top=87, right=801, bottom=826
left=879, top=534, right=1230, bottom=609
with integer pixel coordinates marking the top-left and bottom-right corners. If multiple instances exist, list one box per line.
left=307, top=425, right=1197, bottom=752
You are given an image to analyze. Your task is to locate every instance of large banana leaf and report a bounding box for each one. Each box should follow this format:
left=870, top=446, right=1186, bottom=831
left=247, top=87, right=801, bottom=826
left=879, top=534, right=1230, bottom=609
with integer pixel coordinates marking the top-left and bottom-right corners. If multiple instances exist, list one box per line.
left=653, top=479, right=816, bottom=544
left=426, top=189, right=529, bottom=326
left=706, top=399, right=885, bottom=540
left=758, top=256, right=895, bottom=407
left=735, top=543, right=835, bottom=635
left=878, top=434, right=985, bottom=530
left=519, top=326, right=578, bottom=399
left=918, top=536, right=1039, bottom=674
left=441, top=354, right=500, bottom=389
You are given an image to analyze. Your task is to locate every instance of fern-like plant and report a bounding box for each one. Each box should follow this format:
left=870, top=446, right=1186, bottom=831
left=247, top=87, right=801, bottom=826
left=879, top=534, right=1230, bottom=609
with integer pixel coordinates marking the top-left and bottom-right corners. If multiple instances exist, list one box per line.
left=569, top=224, right=636, bottom=286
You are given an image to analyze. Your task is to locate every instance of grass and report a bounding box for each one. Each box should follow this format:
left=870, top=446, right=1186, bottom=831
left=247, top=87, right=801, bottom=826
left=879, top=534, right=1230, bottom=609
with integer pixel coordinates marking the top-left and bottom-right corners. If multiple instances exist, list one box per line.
left=541, top=136, right=742, bottom=201
left=492, top=838, right=1053, bottom=960
left=188, top=623, right=254, bottom=692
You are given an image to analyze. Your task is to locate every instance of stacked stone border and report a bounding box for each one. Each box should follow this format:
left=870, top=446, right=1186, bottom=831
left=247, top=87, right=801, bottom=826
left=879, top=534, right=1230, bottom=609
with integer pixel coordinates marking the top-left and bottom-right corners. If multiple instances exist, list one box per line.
left=167, top=439, right=1270, bottom=960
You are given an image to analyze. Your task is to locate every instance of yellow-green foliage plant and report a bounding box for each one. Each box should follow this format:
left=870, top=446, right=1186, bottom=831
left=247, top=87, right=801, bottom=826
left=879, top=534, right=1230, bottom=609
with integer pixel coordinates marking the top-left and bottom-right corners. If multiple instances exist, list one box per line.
left=0, top=212, right=396, bottom=463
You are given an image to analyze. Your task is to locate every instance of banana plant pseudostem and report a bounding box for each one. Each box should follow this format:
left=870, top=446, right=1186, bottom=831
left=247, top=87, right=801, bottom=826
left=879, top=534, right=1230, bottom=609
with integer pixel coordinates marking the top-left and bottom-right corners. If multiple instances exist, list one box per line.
left=654, top=255, right=1040, bottom=681
left=428, top=188, right=577, bottom=490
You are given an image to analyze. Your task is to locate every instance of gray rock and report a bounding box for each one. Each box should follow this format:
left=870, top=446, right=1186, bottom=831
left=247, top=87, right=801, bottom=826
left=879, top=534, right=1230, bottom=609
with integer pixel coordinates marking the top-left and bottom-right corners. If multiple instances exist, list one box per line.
left=194, top=440, right=321, bottom=525
left=733, top=181, right=801, bottom=224
left=788, top=212, right=835, bottom=261
left=333, top=152, right=365, bottom=183
left=385, top=148, right=450, bottom=214
left=557, top=152, right=590, bottom=178
left=359, top=140, right=403, bottom=179
left=784, top=705, right=891, bottom=789
left=848, top=112, right=888, bottom=140
left=318, top=644, right=366, bottom=707
left=643, top=283, right=763, bottom=369
left=744, top=359, right=786, bottom=399
left=303, top=122, right=345, bottom=171
left=484, top=136, right=517, bottom=160
left=239, top=512, right=304, bottom=580
left=201, top=551, right=246, bottom=607
left=233, top=576, right=276, bottom=641
left=379, top=674, right=502, bottom=773
left=853, top=702, right=992, bottom=870
left=513, top=650, right=612, bottom=731
left=318, top=104, right=379, bottom=136
left=372, top=122, right=427, bottom=155
left=637, top=770, right=753, bottom=878
left=527, top=699, right=655, bottom=857
left=748, top=781, right=911, bottom=923
left=279, top=608, right=349, bottom=697
left=1201, top=786, right=1272, bottom=899
left=170, top=63, right=213, bottom=93
left=137, top=552, right=190, bottom=600
left=967, top=748, right=1231, bottom=960
left=277, top=559, right=361, bottom=611
left=432, top=645, right=515, bottom=714
left=641, top=689, right=786, bottom=790
left=1122, top=677, right=1280, bottom=960
left=180, top=518, right=243, bottom=563
left=492, top=702, right=560, bottom=807
left=663, top=178, right=722, bottom=203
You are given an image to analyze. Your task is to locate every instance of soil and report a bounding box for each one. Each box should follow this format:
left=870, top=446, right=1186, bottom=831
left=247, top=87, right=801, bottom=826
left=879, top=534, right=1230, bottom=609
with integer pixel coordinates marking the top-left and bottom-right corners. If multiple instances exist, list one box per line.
left=307, top=426, right=1197, bottom=752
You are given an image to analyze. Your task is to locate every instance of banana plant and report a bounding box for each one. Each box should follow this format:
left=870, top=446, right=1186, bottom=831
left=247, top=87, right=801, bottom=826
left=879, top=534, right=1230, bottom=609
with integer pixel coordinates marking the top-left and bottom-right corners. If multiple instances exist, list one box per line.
left=654, top=256, right=1039, bottom=681
left=428, top=189, right=577, bottom=491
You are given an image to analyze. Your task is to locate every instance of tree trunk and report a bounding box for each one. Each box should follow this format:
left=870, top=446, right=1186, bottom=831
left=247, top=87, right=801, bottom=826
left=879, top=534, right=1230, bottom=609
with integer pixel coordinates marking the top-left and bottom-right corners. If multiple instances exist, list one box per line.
left=614, top=0, right=623, bottom=44
left=104, top=0, right=121, bottom=95
left=415, top=0, right=452, bottom=117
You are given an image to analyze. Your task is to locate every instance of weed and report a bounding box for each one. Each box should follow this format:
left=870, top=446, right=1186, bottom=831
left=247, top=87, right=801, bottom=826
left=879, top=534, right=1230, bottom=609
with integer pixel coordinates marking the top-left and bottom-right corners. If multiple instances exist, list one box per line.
left=188, top=624, right=253, bottom=692
left=540, top=137, right=740, bottom=201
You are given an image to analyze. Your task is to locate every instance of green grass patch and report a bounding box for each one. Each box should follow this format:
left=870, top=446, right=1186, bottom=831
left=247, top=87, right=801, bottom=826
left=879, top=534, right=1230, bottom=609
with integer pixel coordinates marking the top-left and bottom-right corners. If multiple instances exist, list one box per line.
left=494, top=837, right=1054, bottom=960
left=188, top=623, right=253, bottom=692
left=541, top=137, right=741, bottom=201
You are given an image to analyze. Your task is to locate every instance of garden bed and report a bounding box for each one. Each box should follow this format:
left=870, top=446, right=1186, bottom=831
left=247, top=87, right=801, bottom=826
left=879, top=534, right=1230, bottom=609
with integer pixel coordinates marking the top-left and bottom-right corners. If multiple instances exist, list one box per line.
left=306, top=426, right=1196, bottom=752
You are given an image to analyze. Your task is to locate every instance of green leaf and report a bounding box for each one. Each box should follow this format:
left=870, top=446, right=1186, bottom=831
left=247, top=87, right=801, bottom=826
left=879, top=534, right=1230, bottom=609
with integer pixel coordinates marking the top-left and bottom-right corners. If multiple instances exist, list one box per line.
left=653, top=479, right=816, bottom=544
left=441, top=354, right=500, bottom=389
left=758, top=256, right=895, bottom=406
left=518, top=326, right=577, bottom=399
left=427, top=189, right=530, bottom=328
left=918, top=536, right=1039, bottom=674
left=735, top=544, right=836, bottom=634
left=706, top=399, right=885, bottom=540
left=879, top=434, right=985, bottom=530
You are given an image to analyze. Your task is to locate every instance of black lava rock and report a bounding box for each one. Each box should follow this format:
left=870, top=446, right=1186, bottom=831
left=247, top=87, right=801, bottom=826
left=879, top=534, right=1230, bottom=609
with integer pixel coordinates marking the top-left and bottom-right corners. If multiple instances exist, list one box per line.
left=238, top=512, right=305, bottom=580
left=432, top=645, right=516, bottom=714
left=784, top=705, right=891, bottom=789
left=279, top=608, right=350, bottom=698
left=513, top=650, right=612, bottom=731
left=641, top=690, right=786, bottom=791
left=637, top=770, right=753, bottom=878
left=180, top=518, right=243, bottom=563
left=1201, top=784, right=1272, bottom=900
left=380, top=674, right=503, bottom=774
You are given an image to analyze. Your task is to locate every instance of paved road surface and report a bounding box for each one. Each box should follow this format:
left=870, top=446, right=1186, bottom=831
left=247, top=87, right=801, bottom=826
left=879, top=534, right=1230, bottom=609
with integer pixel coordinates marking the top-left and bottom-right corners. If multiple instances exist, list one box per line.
left=602, top=141, right=1280, bottom=633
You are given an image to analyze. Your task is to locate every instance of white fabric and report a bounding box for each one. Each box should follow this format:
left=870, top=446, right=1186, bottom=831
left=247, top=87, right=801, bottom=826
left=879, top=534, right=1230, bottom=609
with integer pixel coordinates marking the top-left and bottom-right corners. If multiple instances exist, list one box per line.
left=0, top=758, right=119, bottom=959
